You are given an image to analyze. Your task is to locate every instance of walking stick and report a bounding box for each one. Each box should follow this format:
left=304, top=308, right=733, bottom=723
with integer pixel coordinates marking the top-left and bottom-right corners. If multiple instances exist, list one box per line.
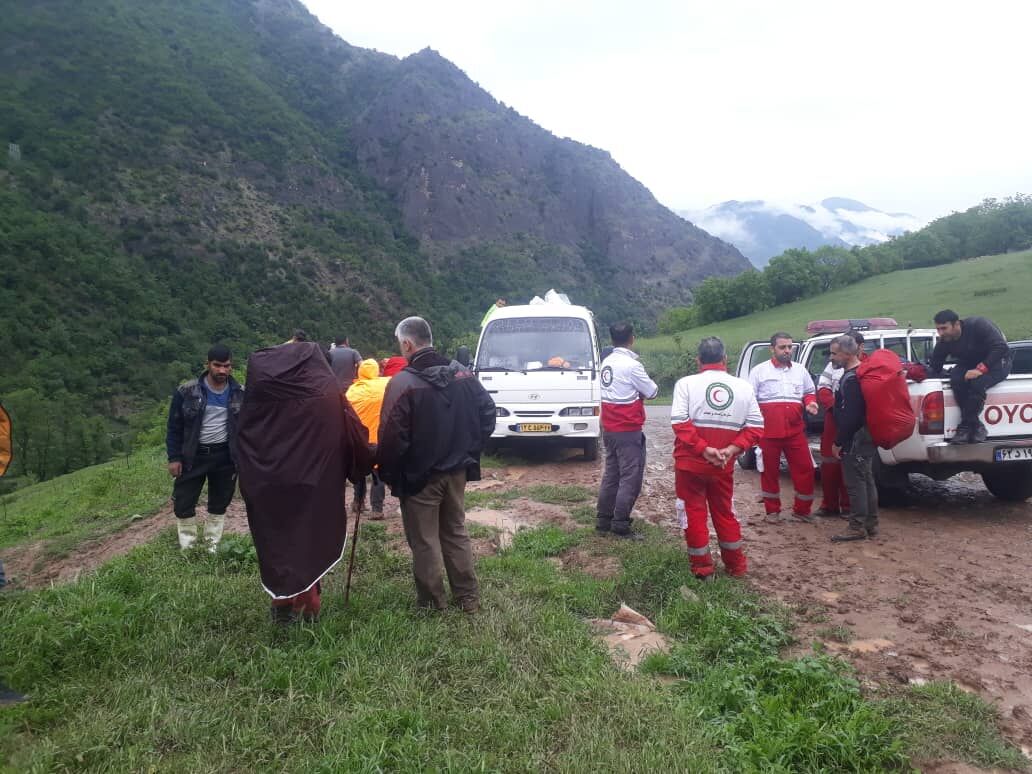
left=344, top=496, right=362, bottom=607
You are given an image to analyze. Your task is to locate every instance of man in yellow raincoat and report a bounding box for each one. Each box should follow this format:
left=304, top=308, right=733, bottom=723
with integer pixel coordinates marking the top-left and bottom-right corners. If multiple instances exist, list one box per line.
left=346, top=359, right=392, bottom=518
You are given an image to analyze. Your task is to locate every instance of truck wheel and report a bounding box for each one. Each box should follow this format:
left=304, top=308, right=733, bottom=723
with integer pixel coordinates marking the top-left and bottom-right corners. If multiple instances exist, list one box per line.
left=981, top=464, right=1032, bottom=501
left=873, top=457, right=909, bottom=506
left=582, top=438, right=599, bottom=462
left=737, top=446, right=757, bottom=470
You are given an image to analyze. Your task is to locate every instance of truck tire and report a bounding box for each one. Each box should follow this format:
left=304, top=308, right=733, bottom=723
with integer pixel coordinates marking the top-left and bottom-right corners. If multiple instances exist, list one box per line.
left=737, top=446, right=757, bottom=470
left=872, top=457, right=909, bottom=506
left=582, top=437, right=599, bottom=462
left=981, top=464, right=1032, bottom=501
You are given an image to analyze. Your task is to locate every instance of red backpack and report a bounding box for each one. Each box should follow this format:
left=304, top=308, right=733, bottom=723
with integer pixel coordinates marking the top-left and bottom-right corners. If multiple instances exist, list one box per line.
left=857, top=349, right=916, bottom=449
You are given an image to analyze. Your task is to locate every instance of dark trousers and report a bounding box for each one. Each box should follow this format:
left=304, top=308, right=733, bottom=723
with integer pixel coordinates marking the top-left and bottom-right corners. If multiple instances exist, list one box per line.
left=596, top=429, right=646, bottom=533
left=353, top=472, right=386, bottom=511
left=950, top=360, right=1010, bottom=429
left=399, top=469, right=479, bottom=609
left=843, top=427, right=878, bottom=533
left=172, top=446, right=237, bottom=518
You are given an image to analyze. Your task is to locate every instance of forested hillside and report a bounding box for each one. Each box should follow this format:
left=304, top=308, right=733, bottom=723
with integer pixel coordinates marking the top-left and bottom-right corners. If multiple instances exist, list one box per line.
left=0, top=0, right=747, bottom=480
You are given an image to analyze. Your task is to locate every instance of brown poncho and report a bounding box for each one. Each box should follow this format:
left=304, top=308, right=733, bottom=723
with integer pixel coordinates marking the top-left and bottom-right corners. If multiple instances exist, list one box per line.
left=237, top=342, right=353, bottom=599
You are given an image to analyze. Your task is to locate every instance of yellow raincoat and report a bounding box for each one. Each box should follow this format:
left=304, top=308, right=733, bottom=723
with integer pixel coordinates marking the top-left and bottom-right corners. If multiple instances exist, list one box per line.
left=346, top=359, right=391, bottom=445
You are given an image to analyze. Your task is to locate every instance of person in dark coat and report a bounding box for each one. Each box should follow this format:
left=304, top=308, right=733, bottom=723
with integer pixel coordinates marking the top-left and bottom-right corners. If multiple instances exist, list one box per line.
left=377, top=317, right=496, bottom=612
left=930, top=310, right=1011, bottom=444
left=236, top=341, right=369, bottom=623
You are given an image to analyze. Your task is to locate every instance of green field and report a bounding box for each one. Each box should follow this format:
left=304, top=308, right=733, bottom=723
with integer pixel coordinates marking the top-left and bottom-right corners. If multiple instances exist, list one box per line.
left=637, top=250, right=1032, bottom=386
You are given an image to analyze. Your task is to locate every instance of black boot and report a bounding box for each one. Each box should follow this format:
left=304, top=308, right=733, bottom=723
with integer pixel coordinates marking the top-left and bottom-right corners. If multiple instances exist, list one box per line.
left=595, top=514, right=612, bottom=534
left=949, top=425, right=972, bottom=445
left=970, top=422, right=988, bottom=443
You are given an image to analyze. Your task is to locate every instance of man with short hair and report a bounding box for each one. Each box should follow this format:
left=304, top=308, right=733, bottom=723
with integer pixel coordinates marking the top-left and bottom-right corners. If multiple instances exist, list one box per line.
left=930, top=310, right=1010, bottom=444
left=166, top=344, right=244, bottom=552
left=828, top=335, right=878, bottom=542
left=816, top=331, right=865, bottom=517
left=671, top=337, right=764, bottom=579
left=378, top=317, right=497, bottom=612
left=748, top=332, right=819, bottom=524
left=329, top=335, right=362, bottom=391
left=596, top=322, right=660, bottom=539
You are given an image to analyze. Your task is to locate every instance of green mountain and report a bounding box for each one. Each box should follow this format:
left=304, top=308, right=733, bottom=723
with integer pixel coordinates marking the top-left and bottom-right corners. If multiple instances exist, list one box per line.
left=0, top=0, right=748, bottom=477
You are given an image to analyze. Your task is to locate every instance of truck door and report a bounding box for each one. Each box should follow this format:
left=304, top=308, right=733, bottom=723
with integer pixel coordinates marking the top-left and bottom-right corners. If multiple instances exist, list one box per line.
left=736, top=341, right=768, bottom=380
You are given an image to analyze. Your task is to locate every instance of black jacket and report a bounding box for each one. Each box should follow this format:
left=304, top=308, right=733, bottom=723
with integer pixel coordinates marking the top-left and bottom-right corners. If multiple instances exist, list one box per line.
left=165, top=372, right=244, bottom=469
left=834, top=368, right=866, bottom=452
left=377, top=348, right=496, bottom=498
left=929, top=316, right=1009, bottom=375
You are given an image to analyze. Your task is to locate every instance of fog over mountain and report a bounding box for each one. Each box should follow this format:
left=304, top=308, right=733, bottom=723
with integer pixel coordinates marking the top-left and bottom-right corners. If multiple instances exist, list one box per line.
left=680, top=198, right=925, bottom=267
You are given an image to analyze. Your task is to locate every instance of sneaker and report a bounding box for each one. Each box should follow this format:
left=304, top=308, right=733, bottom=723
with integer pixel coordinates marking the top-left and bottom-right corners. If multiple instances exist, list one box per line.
left=816, top=507, right=841, bottom=517
left=831, top=527, right=867, bottom=542
left=458, top=598, right=481, bottom=614
left=949, top=427, right=972, bottom=445
left=763, top=512, right=784, bottom=524
left=610, top=530, right=644, bottom=541
left=866, top=525, right=879, bottom=537
left=790, top=512, right=817, bottom=524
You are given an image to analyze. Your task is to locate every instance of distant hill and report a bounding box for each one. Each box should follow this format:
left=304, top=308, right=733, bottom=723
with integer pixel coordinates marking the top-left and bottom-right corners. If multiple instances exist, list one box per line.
left=0, top=0, right=749, bottom=478
left=680, top=198, right=924, bottom=266
left=636, top=250, right=1032, bottom=390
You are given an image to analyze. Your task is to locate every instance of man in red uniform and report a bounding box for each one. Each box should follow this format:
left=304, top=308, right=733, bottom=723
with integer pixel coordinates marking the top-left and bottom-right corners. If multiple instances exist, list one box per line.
left=816, top=332, right=865, bottom=517
left=748, top=332, right=819, bottom=523
left=672, top=337, right=764, bottom=579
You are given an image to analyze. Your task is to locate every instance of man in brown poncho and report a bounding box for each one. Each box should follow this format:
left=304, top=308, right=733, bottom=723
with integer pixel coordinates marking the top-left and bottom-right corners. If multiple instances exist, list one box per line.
left=236, top=341, right=370, bottom=623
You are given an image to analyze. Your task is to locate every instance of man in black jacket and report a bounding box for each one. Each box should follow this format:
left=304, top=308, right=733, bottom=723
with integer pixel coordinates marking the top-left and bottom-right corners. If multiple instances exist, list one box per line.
left=378, top=316, right=496, bottom=612
left=929, top=310, right=1011, bottom=444
left=828, top=335, right=878, bottom=543
left=166, top=344, right=244, bottom=552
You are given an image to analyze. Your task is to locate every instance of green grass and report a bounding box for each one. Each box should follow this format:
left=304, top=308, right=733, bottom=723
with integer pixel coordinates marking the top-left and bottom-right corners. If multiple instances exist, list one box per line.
left=2, top=524, right=1025, bottom=771
left=637, top=251, right=1032, bottom=384
left=882, top=682, right=1029, bottom=770
left=466, top=484, right=594, bottom=511
left=0, top=447, right=168, bottom=551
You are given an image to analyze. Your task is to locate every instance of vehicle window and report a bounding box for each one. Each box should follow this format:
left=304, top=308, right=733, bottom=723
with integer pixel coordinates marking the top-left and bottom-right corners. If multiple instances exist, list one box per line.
left=1011, top=346, right=1032, bottom=375
left=477, top=317, right=595, bottom=371
left=909, top=336, right=935, bottom=363
left=806, top=342, right=833, bottom=381
left=880, top=337, right=908, bottom=359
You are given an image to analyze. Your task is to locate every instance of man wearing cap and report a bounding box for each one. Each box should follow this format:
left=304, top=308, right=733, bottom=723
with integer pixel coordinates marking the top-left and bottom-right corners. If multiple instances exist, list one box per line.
left=166, top=344, right=244, bottom=552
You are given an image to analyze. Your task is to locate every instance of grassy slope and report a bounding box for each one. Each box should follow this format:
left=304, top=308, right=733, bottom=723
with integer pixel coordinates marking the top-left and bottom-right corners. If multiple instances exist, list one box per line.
left=638, top=250, right=1032, bottom=369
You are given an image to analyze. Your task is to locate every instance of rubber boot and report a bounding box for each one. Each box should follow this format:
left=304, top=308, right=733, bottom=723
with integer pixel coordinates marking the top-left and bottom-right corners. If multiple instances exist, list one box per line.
left=204, top=514, right=226, bottom=553
left=177, top=517, right=199, bottom=551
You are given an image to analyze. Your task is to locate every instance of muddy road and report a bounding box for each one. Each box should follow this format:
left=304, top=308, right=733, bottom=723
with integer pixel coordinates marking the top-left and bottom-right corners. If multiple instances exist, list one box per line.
left=473, top=407, right=1032, bottom=751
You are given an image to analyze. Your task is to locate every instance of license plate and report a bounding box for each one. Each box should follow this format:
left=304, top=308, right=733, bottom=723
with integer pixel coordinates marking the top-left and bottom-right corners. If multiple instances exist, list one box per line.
left=994, top=447, right=1032, bottom=462
left=518, top=423, right=553, bottom=433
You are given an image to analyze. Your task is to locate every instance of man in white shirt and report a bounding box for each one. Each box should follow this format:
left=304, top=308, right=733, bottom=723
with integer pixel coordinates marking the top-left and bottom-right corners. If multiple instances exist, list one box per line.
left=747, top=332, right=819, bottom=524
left=596, top=322, right=659, bottom=539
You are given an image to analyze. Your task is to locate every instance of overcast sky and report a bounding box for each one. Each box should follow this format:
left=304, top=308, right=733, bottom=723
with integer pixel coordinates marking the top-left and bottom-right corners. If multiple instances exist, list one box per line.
left=302, top=0, right=1030, bottom=222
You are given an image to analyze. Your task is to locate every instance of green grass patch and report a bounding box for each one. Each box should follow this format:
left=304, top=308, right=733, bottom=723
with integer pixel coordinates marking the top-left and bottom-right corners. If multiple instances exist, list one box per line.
left=0, top=521, right=1024, bottom=770
left=466, top=484, right=594, bottom=511
left=0, top=447, right=168, bottom=551
left=882, top=681, right=1029, bottom=770
left=568, top=504, right=596, bottom=525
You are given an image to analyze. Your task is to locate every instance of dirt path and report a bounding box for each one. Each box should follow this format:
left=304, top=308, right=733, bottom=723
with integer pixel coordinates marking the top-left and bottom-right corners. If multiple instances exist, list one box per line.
left=0, top=500, right=252, bottom=588
left=628, top=408, right=1032, bottom=754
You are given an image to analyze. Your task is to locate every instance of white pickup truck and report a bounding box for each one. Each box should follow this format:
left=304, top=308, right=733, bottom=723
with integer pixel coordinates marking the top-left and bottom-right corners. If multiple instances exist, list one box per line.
left=736, top=320, right=1032, bottom=502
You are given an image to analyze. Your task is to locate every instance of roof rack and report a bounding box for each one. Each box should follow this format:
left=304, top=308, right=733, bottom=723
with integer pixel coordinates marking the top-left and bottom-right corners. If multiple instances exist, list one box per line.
left=805, top=317, right=899, bottom=335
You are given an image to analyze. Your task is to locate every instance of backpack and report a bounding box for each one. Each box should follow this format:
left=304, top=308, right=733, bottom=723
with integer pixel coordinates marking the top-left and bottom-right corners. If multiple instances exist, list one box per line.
left=857, top=349, right=916, bottom=449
